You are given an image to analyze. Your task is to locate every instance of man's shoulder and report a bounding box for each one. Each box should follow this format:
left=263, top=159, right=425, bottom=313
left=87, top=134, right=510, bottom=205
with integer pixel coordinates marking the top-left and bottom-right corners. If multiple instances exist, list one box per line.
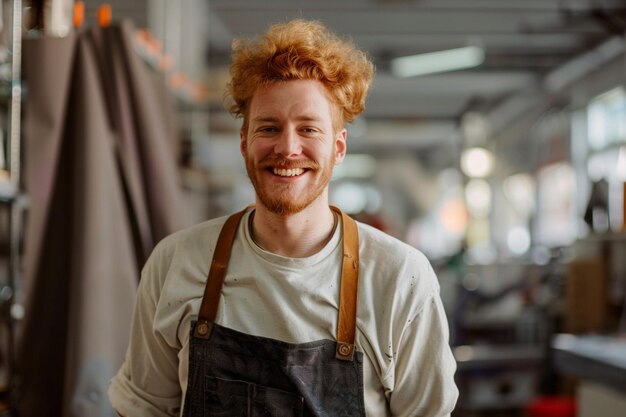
left=150, top=212, right=238, bottom=262
left=160, top=213, right=232, bottom=247
left=139, top=212, right=241, bottom=288
left=355, top=220, right=427, bottom=263
left=355, top=220, right=439, bottom=304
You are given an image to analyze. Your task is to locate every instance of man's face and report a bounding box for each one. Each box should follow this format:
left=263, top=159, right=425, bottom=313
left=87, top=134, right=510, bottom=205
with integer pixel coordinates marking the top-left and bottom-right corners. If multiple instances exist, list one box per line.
left=241, top=79, right=347, bottom=216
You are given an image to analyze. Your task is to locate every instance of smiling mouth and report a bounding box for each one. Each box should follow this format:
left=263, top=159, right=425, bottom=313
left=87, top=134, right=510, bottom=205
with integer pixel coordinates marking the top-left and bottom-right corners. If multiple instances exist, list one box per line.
left=271, top=167, right=306, bottom=177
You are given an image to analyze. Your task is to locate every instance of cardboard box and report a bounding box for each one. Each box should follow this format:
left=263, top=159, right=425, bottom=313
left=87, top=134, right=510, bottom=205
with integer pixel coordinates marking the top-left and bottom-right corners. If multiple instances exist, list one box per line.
left=564, top=258, right=607, bottom=334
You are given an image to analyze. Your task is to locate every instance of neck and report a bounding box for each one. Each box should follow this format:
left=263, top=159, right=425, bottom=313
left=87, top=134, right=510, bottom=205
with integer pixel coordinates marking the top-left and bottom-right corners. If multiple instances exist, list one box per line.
left=250, top=199, right=337, bottom=258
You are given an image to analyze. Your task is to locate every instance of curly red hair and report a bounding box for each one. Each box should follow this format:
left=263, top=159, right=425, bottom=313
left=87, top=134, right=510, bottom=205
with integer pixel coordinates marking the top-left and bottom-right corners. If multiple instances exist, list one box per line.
left=226, top=19, right=374, bottom=131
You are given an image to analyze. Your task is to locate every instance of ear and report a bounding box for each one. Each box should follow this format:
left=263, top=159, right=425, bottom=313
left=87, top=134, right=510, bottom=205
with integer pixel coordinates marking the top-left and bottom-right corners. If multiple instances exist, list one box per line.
left=334, top=128, right=347, bottom=165
left=240, top=130, right=247, bottom=158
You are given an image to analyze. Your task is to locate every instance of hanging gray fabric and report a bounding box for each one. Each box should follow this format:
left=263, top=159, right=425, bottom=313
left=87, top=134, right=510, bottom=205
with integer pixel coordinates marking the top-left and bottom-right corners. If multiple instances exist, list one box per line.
left=22, top=34, right=76, bottom=323
left=97, top=20, right=184, bottom=251
left=20, top=33, right=78, bottom=417
left=19, top=20, right=184, bottom=417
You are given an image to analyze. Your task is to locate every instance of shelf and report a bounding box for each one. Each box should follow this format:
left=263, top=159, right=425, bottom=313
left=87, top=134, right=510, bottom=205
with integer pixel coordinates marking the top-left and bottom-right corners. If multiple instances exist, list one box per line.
left=0, top=182, right=16, bottom=203
left=454, top=343, right=544, bottom=371
left=552, top=333, right=626, bottom=394
left=0, top=183, right=27, bottom=207
left=579, top=232, right=626, bottom=243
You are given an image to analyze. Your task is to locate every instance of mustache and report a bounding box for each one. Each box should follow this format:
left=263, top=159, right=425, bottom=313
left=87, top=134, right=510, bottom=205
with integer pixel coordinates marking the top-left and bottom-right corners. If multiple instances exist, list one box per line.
left=258, top=155, right=320, bottom=170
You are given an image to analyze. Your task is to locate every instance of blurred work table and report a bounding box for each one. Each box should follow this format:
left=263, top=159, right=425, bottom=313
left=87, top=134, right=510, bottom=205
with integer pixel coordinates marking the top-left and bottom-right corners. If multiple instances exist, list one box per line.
left=552, top=333, right=626, bottom=393
left=552, top=334, right=626, bottom=417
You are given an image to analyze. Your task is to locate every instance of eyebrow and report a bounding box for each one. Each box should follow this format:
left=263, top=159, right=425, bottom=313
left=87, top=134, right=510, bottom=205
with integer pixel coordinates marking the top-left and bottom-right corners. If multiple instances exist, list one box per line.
left=252, top=115, right=324, bottom=124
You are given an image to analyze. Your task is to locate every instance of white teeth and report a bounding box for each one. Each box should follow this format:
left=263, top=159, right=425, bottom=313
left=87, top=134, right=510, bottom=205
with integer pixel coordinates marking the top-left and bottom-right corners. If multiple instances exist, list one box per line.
left=273, top=168, right=304, bottom=177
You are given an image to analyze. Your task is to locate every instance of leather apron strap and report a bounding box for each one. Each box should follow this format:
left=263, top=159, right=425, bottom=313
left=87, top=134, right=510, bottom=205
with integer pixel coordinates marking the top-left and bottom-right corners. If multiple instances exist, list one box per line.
left=193, top=208, right=248, bottom=339
left=332, top=206, right=360, bottom=361
left=193, top=206, right=360, bottom=362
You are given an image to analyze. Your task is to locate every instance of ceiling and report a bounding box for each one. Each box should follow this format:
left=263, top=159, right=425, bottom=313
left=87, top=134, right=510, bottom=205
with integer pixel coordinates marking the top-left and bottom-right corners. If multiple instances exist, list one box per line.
left=206, top=0, right=626, bottom=113
left=197, top=0, right=626, bottom=151
left=87, top=0, right=626, bottom=159
left=78, top=0, right=626, bottom=224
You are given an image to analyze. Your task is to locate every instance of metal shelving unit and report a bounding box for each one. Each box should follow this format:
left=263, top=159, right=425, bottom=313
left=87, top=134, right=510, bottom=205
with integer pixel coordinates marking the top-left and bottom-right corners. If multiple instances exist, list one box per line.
left=0, top=0, right=22, bottom=415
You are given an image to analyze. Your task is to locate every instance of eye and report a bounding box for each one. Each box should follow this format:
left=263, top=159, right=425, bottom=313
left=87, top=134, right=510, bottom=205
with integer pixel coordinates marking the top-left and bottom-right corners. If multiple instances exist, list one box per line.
left=301, top=127, right=319, bottom=134
left=257, top=126, right=279, bottom=133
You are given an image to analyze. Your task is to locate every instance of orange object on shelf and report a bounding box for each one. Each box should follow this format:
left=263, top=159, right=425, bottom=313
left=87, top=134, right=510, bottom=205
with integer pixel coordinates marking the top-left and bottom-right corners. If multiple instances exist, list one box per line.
left=169, top=72, right=188, bottom=89
left=136, top=29, right=150, bottom=42
left=73, top=1, right=85, bottom=28
left=193, top=84, right=208, bottom=102
left=158, top=54, right=174, bottom=71
left=98, top=4, right=112, bottom=27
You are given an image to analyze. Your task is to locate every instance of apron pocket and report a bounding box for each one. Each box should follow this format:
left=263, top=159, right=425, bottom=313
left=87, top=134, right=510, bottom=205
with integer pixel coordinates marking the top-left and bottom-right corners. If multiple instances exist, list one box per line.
left=205, top=376, right=304, bottom=417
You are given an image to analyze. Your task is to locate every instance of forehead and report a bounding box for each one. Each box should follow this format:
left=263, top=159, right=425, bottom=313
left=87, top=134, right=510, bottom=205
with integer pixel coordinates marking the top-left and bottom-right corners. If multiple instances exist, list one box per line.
left=248, top=80, right=335, bottom=122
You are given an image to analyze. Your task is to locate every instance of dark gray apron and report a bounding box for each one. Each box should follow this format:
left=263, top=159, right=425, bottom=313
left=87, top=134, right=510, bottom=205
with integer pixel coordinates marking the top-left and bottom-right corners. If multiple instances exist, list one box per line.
left=182, top=207, right=366, bottom=417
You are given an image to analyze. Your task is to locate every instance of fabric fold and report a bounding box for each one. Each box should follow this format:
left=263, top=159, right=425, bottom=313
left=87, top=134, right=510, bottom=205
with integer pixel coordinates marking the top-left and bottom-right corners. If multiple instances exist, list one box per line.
left=19, top=21, right=183, bottom=417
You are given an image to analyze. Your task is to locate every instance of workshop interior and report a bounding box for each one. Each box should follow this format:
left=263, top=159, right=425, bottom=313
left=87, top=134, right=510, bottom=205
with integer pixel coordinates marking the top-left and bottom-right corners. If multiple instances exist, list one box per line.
left=0, top=0, right=625, bottom=416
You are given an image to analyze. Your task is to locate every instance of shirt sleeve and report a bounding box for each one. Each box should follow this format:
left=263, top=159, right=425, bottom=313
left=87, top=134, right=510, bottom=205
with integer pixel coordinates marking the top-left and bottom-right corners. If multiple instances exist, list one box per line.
left=108, top=242, right=182, bottom=417
left=388, top=291, right=459, bottom=417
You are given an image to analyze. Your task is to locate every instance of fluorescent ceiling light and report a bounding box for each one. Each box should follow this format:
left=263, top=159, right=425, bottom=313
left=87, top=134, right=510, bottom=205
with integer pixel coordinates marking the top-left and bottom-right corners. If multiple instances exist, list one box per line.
left=391, top=46, right=485, bottom=78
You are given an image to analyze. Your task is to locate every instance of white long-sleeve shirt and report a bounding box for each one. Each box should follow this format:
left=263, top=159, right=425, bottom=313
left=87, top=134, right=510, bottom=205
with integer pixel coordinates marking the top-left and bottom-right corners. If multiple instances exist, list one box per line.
left=108, top=210, right=458, bottom=416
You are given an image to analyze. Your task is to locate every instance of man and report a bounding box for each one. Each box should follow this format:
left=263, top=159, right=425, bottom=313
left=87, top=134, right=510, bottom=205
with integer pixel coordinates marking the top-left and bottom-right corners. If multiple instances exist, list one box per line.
left=109, top=19, right=458, bottom=417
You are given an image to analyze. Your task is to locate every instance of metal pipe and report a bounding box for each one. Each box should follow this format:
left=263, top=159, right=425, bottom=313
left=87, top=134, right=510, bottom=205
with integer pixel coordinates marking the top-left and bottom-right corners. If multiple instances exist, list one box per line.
left=7, top=0, right=23, bottom=411
left=9, top=0, right=22, bottom=187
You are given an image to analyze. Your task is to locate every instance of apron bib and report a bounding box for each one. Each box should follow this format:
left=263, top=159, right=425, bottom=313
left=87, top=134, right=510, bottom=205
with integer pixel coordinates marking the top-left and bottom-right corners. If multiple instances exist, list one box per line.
left=182, top=207, right=365, bottom=417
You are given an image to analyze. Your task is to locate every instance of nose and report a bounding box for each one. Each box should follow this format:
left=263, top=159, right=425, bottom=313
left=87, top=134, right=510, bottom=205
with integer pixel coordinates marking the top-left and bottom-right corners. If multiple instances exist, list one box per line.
left=273, top=128, right=302, bottom=157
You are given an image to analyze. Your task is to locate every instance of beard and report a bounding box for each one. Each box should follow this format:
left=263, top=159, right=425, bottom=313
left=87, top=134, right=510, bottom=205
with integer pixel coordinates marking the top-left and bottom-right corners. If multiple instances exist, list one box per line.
left=245, top=150, right=335, bottom=216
